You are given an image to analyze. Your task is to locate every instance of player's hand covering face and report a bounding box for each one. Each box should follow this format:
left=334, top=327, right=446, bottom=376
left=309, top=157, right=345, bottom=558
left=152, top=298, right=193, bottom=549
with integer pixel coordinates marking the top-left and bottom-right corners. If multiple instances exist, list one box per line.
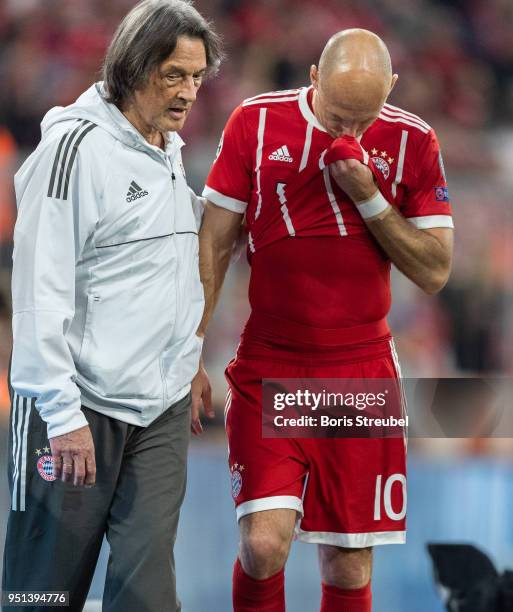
left=130, top=36, right=207, bottom=133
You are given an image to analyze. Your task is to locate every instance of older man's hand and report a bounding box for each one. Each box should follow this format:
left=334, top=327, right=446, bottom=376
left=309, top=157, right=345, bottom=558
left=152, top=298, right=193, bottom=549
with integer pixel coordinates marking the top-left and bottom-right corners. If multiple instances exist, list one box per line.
left=49, top=425, right=96, bottom=487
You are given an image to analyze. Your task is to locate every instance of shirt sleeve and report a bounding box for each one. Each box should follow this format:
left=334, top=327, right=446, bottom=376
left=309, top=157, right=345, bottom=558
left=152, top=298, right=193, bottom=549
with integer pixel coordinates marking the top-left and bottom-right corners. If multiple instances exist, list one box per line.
left=202, top=105, right=252, bottom=213
left=11, top=136, right=100, bottom=438
left=400, top=128, right=454, bottom=230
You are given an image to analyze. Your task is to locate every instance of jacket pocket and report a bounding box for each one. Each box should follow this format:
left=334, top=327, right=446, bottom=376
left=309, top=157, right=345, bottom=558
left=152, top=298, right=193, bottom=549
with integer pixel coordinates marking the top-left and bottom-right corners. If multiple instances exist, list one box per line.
left=77, top=294, right=99, bottom=369
left=162, top=334, right=203, bottom=402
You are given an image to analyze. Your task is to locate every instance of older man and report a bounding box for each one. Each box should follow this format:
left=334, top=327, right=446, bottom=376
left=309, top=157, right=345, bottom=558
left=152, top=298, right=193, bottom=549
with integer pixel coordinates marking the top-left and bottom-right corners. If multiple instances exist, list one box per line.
left=3, top=1, right=221, bottom=610
left=199, top=29, right=453, bottom=611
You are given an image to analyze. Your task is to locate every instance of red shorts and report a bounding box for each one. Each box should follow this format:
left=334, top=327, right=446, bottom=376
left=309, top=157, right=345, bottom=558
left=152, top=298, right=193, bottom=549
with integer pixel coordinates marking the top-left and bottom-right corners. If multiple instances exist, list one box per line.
left=224, top=315, right=407, bottom=548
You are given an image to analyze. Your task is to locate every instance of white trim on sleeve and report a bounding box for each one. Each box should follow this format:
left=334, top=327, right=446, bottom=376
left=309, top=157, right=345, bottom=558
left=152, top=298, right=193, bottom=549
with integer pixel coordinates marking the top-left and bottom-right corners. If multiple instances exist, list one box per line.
left=202, top=186, right=247, bottom=214
left=295, top=528, right=406, bottom=547
left=236, top=495, right=304, bottom=522
left=407, top=215, right=454, bottom=229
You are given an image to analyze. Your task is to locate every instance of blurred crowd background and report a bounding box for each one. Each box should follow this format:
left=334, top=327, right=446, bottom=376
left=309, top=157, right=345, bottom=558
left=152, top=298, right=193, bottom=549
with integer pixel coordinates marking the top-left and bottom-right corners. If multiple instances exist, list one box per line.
left=0, top=1, right=512, bottom=609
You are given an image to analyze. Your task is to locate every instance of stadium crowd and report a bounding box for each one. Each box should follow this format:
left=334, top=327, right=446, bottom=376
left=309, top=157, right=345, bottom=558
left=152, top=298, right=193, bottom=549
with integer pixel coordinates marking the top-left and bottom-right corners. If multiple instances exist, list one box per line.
left=0, top=0, right=512, bottom=421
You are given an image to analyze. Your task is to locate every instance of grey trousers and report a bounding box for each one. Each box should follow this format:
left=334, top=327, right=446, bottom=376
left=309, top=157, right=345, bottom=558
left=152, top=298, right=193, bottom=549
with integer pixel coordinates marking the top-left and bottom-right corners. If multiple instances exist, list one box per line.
left=2, top=393, right=191, bottom=612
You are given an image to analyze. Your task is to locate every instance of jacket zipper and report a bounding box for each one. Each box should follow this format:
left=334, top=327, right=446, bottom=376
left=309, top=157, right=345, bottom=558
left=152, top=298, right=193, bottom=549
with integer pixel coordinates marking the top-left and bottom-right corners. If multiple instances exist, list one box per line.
left=161, top=155, right=177, bottom=408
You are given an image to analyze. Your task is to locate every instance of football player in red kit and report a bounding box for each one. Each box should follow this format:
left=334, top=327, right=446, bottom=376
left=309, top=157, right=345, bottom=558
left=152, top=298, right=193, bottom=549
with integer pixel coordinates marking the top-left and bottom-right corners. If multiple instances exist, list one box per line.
left=197, top=29, right=453, bottom=612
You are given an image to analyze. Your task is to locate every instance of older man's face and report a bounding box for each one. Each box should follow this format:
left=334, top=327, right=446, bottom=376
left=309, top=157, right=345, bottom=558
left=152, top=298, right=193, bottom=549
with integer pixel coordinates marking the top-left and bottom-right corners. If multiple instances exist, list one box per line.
left=132, top=36, right=207, bottom=133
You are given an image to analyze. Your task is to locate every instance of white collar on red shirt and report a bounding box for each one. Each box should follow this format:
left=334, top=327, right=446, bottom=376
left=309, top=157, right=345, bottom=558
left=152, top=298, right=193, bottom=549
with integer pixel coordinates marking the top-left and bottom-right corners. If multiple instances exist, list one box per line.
left=298, top=86, right=327, bottom=133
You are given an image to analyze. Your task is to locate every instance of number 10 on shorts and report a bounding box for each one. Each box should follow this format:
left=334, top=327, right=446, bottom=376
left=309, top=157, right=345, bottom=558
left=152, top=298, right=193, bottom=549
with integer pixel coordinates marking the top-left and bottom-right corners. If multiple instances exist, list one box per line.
left=374, top=474, right=407, bottom=521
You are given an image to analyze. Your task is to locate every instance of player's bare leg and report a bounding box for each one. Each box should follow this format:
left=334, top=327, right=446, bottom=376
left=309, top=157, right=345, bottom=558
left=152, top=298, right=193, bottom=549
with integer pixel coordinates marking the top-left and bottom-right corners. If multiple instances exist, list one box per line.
left=318, top=545, right=373, bottom=611
left=318, top=544, right=373, bottom=588
left=233, top=508, right=297, bottom=611
left=239, top=509, right=297, bottom=578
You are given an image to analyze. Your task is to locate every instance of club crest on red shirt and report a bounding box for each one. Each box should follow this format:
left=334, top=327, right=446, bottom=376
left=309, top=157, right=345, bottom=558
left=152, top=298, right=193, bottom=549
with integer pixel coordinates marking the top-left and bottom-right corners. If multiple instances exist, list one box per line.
left=370, top=148, right=394, bottom=180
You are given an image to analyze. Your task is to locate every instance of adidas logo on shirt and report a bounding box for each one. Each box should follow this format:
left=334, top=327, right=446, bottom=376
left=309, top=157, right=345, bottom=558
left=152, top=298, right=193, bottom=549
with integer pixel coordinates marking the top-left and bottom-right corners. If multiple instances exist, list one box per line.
left=126, top=180, right=149, bottom=203
left=268, top=145, right=293, bottom=163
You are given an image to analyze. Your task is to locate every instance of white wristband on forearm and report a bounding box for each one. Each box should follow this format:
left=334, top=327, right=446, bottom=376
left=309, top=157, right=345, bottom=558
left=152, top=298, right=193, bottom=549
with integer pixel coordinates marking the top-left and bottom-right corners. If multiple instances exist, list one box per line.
left=355, top=191, right=391, bottom=220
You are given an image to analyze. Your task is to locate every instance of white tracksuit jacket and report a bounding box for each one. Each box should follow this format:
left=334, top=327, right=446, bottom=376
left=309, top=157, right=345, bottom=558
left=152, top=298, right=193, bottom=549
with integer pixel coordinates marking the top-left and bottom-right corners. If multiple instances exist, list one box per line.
left=11, top=83, right=205, bottom=438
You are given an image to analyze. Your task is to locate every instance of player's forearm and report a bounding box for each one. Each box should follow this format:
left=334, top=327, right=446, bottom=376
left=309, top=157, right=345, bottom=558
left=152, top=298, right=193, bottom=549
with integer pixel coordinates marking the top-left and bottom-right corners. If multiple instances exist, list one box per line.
left=363, top=205, right=452, bottom=295
left=197, top=236, right=232, bottom=336
left=197, top=202, right=243, bottom=336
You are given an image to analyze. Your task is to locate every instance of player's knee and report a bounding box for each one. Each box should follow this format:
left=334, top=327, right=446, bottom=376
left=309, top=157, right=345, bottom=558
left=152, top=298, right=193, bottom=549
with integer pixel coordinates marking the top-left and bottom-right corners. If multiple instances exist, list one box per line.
left=240, top=529, right=291, bottom=579
left=319, top=545, right=373, bottom=589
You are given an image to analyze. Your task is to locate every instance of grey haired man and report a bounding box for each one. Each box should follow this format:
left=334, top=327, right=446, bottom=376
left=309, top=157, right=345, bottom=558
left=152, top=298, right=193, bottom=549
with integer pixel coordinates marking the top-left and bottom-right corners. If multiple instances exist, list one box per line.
left=3, top=1, right=222, bottom=610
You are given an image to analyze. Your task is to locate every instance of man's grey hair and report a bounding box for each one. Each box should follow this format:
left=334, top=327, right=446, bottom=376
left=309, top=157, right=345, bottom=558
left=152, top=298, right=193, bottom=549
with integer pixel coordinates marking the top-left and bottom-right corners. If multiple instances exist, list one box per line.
left=102, top=0, right=223, bottom=106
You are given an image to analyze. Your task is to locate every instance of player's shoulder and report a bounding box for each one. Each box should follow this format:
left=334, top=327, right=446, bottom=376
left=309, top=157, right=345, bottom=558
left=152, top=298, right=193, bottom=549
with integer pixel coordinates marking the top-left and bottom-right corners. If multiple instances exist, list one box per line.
left=227, top=87, right=303, bottom=134
left=240, top=87, right=302, bottom=109
left=376, top=103, right=433, bottom=137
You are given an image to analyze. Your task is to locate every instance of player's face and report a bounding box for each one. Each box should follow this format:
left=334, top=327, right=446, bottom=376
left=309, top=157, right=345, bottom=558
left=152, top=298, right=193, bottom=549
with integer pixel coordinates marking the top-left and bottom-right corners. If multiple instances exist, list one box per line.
left=311, top=65, right=395, bottom=139
left=131, top=36, right=207, bottom=133
left=315, top=91, right=379, bottom=138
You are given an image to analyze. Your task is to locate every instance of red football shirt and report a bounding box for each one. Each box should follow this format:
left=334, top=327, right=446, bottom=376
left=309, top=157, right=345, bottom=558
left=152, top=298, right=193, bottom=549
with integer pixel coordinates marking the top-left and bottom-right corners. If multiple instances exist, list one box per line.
left=203, top=86, right=453, bottom=331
